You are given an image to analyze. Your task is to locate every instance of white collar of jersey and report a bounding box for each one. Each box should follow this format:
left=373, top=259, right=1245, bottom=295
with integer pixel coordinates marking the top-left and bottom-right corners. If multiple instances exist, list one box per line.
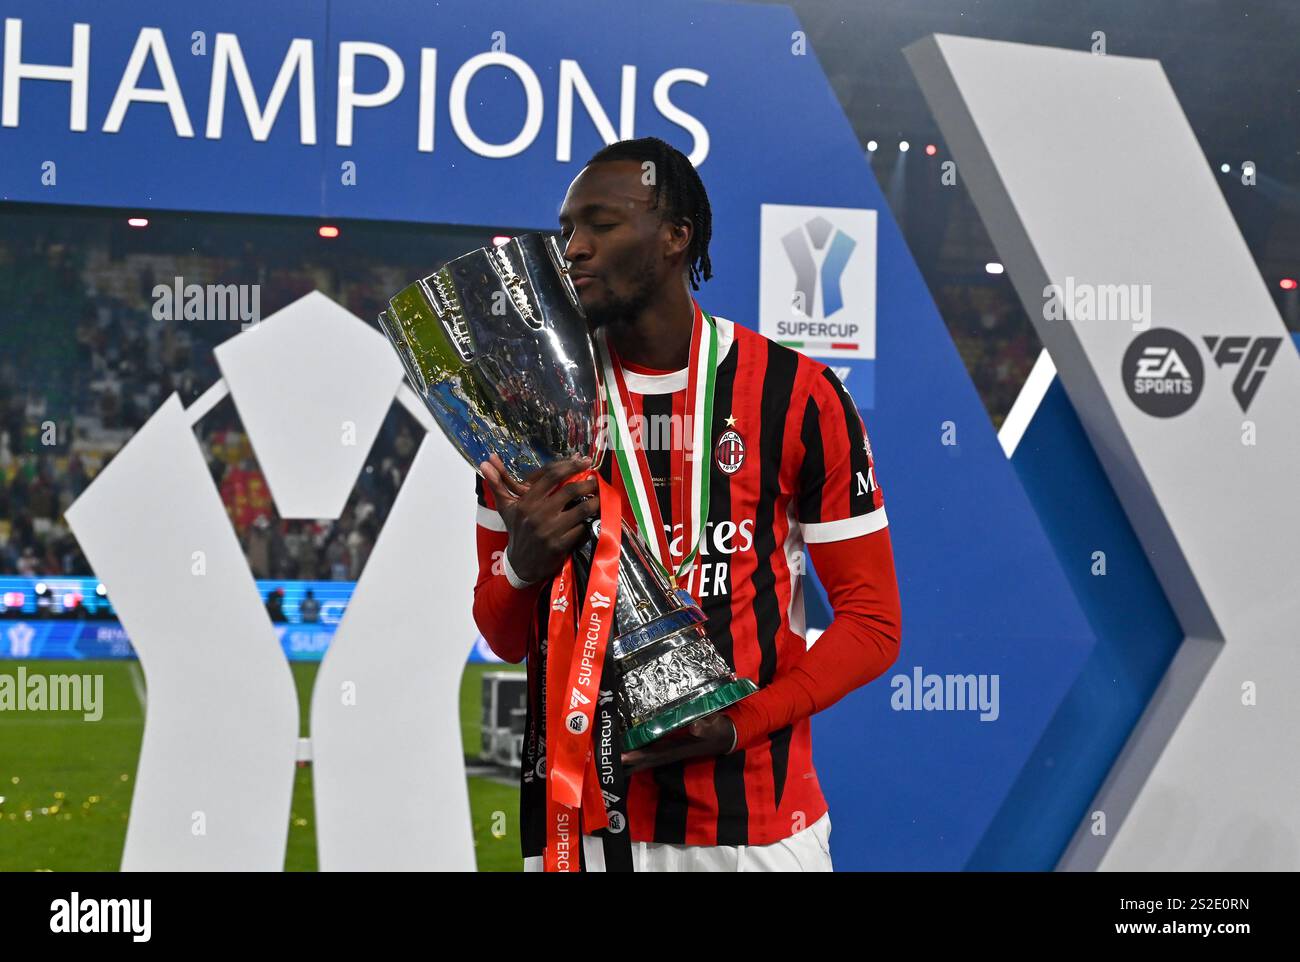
left=618, top=316, right=735, bottom=395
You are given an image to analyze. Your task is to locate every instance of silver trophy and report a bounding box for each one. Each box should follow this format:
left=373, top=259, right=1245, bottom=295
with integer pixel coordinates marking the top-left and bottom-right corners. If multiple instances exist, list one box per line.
left=378, top=232, right=755, bottom=751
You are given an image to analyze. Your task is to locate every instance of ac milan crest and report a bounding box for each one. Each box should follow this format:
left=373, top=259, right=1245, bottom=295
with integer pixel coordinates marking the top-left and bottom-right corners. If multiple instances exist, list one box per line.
left=715, top=429, right=746, bottom=474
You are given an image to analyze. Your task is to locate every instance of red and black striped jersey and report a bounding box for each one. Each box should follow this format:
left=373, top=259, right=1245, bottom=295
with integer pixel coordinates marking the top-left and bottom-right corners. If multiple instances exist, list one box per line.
left=475, top=314, right=887, bottom=847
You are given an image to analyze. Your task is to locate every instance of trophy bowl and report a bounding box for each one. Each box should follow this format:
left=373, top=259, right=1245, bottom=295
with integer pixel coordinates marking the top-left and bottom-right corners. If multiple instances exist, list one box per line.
left=379, top=233, right=755, bottom=751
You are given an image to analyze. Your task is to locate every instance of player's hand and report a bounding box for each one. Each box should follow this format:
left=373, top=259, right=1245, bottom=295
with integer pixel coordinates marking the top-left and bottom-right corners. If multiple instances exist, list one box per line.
left=621, top=713, right=737, bottom=774
left=479, top=453, right=599, bottom=585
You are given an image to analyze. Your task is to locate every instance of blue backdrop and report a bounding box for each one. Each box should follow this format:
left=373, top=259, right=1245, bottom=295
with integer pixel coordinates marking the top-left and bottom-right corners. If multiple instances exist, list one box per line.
left=1, top=0, right=1116, bottom=869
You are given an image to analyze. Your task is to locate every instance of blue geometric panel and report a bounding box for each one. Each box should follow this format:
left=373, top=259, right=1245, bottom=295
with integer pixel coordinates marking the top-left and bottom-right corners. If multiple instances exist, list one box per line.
left=968, top=376, right=1184, bottom=869
left=1, top=0, right=1106, bottom=869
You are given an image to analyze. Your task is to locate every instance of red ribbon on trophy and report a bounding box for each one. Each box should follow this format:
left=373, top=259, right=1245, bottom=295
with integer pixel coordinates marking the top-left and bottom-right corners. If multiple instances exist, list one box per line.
left=543, top=471, right=623, bottom=872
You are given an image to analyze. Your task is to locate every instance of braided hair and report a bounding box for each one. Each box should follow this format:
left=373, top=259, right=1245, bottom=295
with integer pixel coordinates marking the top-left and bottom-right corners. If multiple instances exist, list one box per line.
left=586, top=137, right=714, bottom=290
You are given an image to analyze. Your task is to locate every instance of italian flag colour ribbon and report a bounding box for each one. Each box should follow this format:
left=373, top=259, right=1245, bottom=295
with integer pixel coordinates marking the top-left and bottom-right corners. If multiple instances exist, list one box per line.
left=595, top=298, right=718, bottom=589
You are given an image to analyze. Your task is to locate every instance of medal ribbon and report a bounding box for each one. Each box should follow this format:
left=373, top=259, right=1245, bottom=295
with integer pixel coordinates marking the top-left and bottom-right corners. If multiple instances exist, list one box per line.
left=596, top=298, right=718, bottom=588
left=543, top=472, right=622, bottom=872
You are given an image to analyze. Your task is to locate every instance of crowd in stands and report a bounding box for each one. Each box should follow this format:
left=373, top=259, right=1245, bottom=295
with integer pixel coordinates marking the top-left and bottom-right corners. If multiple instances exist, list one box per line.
left=0, top=222, right=420, bottom=580
left=0, top=210, right=1035, bottom=583
left=934, top=282, right=1040, bottom=427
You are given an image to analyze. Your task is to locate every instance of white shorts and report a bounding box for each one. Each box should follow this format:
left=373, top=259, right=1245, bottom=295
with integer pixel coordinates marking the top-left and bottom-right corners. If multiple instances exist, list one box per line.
left=524, top=812, right=833, bottom=872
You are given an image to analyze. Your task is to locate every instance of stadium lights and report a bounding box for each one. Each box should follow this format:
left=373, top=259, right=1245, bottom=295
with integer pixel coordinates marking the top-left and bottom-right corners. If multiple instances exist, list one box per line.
left=96, top=583, right=108, bottom=596
left=898, top=140, right=910, bottom=152
left=867, top=140, right=878, bottom=152
left=127, top=217, right=149, bottom=228
left=318, top=225, right=340, bottom=239
left=34, top=582, right=48, bottom=596
left=925, top=144, right=937, bottom=156
left=1281, top=278, right=1298, bottom=291
left=1220, top=163, right=1231, bottom=173
left=985, top=263, right=1005, bottom=275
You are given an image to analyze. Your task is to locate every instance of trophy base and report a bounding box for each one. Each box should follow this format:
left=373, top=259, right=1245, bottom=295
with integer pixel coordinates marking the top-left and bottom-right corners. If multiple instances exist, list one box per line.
left=621, top=678, right=758, bottom=752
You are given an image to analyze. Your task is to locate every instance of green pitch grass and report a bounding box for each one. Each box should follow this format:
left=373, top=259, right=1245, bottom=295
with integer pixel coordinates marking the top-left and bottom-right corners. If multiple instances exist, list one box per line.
left=0, top=659, right=526, bottom=872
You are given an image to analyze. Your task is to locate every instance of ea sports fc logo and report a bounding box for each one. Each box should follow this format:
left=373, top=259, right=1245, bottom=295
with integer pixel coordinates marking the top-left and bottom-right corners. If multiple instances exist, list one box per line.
left=566, top=686, right=591, bottom=734
left=1122, top=328, right=1203, bottom=417
left=715, top=430, right=745, bottom=474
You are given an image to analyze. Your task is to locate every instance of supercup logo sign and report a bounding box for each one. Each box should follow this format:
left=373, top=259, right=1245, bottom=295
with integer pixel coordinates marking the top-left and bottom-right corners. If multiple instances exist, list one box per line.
left=759, top=203, right=878, bottom=365
left=61, top=291, right=479, bottom=870
left=8, top=622, right=34, bottom=657
left=1122, top=328, right=1204, bottom=417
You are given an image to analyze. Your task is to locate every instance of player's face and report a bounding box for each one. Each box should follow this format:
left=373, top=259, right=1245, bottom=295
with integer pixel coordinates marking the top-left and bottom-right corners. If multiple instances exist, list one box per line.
left=558, top=160, right=670, bottom=330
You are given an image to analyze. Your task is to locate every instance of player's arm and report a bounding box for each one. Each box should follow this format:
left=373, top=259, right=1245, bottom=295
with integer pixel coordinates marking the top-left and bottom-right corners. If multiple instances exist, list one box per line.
left=721, top=367, right=901, bottom=752
left=623, top=530, right=899, bottom=771
left=721, top=530, right=900, bottom=750
left=472, top=474, right=540, bottom=664
left=471, top=455, right=599, bottom=663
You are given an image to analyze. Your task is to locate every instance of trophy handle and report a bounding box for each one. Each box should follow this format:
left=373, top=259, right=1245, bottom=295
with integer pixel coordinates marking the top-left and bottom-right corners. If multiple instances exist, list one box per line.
left=480, top=245, right=539, bottom=330
left=420, top=273, right=476, bottom=362
left=543, top=233, right=584, bottom=314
